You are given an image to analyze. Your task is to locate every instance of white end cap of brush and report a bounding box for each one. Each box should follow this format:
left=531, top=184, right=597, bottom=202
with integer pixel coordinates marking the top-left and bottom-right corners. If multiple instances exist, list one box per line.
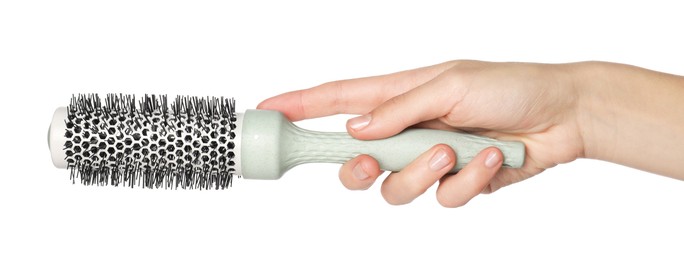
left=48, top=107, right=68, bottom=169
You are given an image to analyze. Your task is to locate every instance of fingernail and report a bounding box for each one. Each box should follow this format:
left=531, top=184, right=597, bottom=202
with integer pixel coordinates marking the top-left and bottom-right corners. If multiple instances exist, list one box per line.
left=484, top=151, right=501, bottom=168
left=348, top=114, right=371, bottom=131
left=429, top=149, right=451, bottom=171
left=352, top=163, right=370, bottom=180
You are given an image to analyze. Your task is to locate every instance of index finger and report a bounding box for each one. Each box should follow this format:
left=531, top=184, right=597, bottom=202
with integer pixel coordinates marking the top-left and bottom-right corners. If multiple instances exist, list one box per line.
left=257, top=61, right=455, bottom=121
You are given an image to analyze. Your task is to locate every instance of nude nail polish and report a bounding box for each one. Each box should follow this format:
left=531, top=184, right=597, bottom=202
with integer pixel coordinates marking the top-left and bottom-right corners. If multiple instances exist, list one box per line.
left=484, top=151, right=500, bottom=168
left=352, top=163, right=369, bottom=180
left=429, top=149, right=450, bottom=171
left=348, top=114, right=371, bottom=131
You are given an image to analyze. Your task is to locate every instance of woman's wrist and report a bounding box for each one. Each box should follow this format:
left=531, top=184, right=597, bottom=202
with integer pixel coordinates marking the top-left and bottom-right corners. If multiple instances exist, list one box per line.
left=568, top=61, right=684, bottom=177
left=565, top=61, right=614, bottom=161
left=570, top=61, right=644, bottom=161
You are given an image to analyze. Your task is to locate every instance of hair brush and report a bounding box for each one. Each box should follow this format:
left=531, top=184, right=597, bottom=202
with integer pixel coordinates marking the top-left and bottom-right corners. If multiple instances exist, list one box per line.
left=48, top=94, right=525, bottom=189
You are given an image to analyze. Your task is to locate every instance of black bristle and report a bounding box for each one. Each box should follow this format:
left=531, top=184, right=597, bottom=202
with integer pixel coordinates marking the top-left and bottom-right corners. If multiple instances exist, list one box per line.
left=64, top=94, right=237, bottom=190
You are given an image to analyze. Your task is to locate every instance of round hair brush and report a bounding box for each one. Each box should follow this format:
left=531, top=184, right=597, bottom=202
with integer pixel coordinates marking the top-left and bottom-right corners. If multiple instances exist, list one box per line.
left=48, top=94, right=525, bottom=189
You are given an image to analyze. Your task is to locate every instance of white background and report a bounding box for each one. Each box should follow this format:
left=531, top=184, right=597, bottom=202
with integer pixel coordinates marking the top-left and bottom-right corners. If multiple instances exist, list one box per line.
left=1, top=1, right=683, bottom=259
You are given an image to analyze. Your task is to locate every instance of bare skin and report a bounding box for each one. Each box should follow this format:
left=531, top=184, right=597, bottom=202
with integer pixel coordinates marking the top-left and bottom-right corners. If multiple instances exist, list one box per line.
left=258, top=60, right=684, bottom=207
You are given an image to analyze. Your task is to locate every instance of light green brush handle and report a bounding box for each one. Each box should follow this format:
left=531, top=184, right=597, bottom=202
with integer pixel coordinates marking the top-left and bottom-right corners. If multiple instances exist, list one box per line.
left=237, top=109, right=525, bottom=180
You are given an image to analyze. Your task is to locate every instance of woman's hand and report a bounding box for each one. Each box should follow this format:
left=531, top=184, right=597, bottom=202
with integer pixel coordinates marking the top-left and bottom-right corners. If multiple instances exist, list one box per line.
left=258, top=60, right=684, bottom=207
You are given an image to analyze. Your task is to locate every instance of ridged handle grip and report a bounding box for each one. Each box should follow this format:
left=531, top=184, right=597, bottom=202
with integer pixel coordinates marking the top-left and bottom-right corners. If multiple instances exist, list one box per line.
left=239, top=110, right=525, bottom=180
left=283, top=127, right=524, bottom=170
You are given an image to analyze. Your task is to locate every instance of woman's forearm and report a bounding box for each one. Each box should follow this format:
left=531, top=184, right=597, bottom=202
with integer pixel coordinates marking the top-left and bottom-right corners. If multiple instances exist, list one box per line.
left=573, top=62, right=684, bottom=178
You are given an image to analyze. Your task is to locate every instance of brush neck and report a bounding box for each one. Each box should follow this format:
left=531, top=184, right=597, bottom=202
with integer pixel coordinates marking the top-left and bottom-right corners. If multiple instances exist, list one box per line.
left=281, top=126, right=364, bottom=168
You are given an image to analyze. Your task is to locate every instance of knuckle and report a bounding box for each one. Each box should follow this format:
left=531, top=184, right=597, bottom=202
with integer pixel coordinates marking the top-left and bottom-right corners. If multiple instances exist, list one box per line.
left=330, top=81, right=347, bottom=114
left=318, top=80, right=347, bottom=115
left=377, top=94, right=409, bottom=121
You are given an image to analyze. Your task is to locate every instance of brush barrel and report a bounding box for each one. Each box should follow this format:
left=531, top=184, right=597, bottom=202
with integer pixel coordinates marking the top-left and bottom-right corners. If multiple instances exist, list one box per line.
left=239, top=110, right=525, bottom=180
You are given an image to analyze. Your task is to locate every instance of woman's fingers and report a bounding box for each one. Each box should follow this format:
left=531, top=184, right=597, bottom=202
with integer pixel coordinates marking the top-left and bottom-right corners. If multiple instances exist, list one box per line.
left=257, top=61, right=455, bottom=121
left=339, top=146, right=503, bottom=207
left=380, top=144, right=456, bottom=205
left=338, top=154, right=383, bottom=190
left=346, top=70, right=468, bottom=140
left=436, top=147, right=502, bottom=208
